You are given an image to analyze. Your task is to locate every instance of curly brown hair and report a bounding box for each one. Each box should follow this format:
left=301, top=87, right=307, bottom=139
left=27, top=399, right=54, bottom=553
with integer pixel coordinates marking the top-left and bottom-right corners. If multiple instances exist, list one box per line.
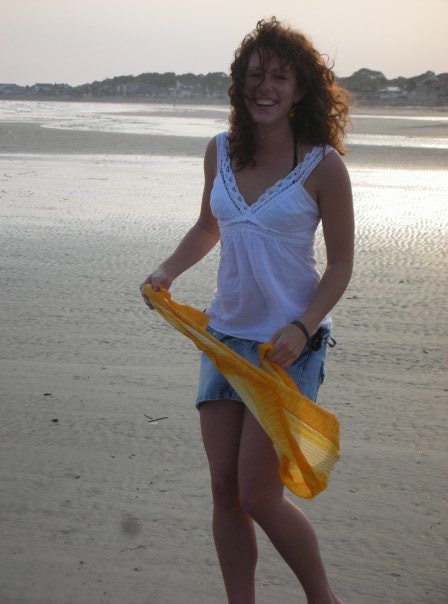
left=228, top=17, right=351, bottom=169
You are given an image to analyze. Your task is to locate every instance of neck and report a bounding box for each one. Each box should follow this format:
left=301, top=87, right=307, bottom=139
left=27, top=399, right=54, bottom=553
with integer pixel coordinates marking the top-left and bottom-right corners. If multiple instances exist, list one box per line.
left=253, top=120, right=295, bottom=152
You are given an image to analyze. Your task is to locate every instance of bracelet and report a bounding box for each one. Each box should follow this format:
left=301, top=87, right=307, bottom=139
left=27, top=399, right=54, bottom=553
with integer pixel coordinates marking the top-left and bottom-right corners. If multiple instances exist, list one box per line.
left=291, top=320, right=311, bottom=341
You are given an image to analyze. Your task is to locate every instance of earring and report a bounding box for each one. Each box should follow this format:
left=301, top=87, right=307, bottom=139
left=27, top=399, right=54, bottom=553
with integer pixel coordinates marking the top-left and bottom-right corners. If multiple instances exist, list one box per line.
left=288, top=101, right=299, bottom=119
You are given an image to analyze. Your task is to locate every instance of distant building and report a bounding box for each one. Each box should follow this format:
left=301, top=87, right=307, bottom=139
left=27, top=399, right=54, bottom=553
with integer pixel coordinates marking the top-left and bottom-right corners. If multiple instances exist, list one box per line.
left=116, top=82, right=158, bottom=97
left=205, top=87, right=226, bottom=98
left=31, top=83, right=54, bottom=93
left=168, top=81, right=196, bottom=97
left=52, top=83, right=71, bottom=96
left=0, top=83, right=23, bottom=94
left=379, top=86, right=402, bottom=100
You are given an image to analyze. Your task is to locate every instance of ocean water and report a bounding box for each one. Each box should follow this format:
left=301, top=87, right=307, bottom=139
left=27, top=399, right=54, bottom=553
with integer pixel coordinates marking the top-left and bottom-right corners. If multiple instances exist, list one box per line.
left=0, top=100, right=229, bottom=138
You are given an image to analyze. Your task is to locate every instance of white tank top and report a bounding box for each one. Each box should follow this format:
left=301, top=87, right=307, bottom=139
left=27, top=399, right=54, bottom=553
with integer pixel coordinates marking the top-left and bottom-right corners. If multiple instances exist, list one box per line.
left=206, top=132, right=334, bottom=342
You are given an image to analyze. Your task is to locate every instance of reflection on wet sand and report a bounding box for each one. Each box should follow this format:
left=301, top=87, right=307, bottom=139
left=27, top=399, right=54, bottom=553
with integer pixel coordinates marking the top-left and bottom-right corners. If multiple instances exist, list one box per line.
left=0, top=102, right=446, bottom=604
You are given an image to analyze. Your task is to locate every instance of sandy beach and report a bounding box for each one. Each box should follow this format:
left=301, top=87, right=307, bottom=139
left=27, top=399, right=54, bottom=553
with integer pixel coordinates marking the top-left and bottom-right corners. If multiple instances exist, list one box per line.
left=0, top=103, right=447, bottom=603
left=1, top=108, right=448, bottom=169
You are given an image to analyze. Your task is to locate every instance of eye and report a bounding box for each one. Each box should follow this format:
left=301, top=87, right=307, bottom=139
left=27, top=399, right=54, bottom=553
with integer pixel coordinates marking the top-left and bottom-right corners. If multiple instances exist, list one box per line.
left=274, top=73, right=287, bottom=81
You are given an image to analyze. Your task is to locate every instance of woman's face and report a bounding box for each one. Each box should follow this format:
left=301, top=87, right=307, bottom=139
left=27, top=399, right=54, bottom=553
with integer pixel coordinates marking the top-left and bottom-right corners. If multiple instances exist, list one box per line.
left=243, top=50, right=301, bottom=127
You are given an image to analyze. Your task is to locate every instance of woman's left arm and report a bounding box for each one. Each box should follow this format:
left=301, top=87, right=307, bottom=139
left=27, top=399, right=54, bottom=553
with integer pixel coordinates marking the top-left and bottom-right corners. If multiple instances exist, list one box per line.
left=298, top=150, right=354, bottom=333
left=268, top=152, right=354, bottom=367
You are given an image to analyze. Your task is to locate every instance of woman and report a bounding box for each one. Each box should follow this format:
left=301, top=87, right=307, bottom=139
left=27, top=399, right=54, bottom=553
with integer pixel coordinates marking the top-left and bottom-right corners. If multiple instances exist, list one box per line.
left=141, top=17, right=354, bottom=604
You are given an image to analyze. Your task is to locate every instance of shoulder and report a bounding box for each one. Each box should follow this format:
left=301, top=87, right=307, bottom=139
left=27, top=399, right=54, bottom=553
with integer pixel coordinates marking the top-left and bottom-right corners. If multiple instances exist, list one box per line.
left=319, top=147, right=349, bottom=175
left=203, top=136, right=218, bottom=179
left=312, top=147, right=351, bottom=194
left=302, top=145, right=351, bottom=206
left=204, top=132, right=228, bottom=179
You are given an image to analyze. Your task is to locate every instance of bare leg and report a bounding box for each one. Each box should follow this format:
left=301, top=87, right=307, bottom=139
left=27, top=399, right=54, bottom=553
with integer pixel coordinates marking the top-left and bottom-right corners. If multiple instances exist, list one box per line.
left=200, top=400, right=258, bottom=604
left=237, top=407, right=341, bottom=604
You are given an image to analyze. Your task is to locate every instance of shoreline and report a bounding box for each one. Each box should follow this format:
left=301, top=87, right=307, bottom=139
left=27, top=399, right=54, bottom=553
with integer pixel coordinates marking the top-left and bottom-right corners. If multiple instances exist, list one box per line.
left=1, top=95, right=447, bottom=114
left=1, top=121, right=447, bottom=170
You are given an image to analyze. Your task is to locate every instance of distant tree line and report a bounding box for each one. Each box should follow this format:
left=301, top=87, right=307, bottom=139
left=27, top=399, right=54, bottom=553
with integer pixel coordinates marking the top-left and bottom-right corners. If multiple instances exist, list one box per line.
left=1, top=68, right=447, bottom=105
left=337, top=68, right=448, bottom=105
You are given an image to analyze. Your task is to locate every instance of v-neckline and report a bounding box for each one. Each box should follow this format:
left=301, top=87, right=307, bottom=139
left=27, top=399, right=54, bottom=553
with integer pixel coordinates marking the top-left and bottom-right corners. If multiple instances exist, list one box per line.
left=227, top=144, right=316, bottom=210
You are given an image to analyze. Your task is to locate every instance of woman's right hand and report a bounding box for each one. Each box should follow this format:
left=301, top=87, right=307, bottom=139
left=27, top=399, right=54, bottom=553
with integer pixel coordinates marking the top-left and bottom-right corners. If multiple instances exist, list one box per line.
left=139, top=267, right=173, bottom=310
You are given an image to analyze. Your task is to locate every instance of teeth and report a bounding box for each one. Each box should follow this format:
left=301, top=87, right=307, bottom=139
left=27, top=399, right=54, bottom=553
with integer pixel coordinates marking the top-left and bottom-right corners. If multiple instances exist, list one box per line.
left=256, top=99, right=276, bottom=106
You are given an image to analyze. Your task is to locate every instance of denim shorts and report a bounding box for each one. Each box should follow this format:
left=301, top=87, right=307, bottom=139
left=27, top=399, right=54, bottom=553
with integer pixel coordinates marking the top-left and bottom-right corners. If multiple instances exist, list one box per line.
left=196, top=325, right=332, bottom=409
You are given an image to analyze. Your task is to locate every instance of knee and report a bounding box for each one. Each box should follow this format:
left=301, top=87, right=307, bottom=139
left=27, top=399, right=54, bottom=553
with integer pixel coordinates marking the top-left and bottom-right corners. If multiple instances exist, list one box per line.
left=239, top=485, right=273, bottom=522
left=210, top=476, right=240, bottom=512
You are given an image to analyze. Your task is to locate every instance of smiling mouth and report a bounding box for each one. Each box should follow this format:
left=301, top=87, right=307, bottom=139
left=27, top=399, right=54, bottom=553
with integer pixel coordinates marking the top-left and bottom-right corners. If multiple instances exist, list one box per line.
left=255, top=98, right=277, bottom=107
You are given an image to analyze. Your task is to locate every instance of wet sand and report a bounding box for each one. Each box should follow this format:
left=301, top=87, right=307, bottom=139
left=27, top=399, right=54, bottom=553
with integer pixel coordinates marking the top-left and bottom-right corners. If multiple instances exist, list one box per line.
left=0, top=112, right=447, bottom=603
left=1, top=116, right=448, bottom=171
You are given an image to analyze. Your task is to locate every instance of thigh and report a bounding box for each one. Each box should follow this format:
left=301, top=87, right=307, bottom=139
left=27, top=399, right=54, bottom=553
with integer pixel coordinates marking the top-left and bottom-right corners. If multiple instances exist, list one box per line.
left=200, top=399, right=245, bottom=480
left=237, top=406, right=284, bottom=503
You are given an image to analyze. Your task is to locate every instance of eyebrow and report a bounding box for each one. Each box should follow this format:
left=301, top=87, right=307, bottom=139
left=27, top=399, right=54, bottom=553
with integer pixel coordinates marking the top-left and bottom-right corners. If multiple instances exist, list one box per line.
left=248, top=65, right=291, bottom=74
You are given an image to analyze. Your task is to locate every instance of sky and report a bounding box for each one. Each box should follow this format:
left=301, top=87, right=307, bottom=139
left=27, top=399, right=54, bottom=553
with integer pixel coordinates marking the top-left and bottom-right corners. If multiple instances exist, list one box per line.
left=1, top=0, right=447, bottom=86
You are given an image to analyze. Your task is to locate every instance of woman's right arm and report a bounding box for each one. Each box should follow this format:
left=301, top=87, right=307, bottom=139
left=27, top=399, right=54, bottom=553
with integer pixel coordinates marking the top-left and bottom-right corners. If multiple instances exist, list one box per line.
left=140, top=136, right=219, bottom=307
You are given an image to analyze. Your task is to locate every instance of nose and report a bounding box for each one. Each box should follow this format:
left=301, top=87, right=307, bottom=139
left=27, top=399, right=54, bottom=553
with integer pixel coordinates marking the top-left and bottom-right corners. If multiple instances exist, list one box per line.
left=257, top=73, right=274, bottom=93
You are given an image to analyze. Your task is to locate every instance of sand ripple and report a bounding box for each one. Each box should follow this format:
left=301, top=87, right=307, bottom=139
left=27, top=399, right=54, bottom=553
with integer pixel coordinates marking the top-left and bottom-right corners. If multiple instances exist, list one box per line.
left=1, top=149, right=447, bottom=604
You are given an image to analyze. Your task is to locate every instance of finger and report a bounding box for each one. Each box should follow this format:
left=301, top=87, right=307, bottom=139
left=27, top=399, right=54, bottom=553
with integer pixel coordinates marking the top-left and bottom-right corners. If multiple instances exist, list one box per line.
left=150, top=280, right=161, bottom=291
left=267, top=342, right=295, bottom=365
left=269, top=355, right=290, bottom=367
left=270, top=342, right=295, bottom=361
left=281, top=358, right=294, bottom=369
left=142, top=294, right=155, bottom=310
left=140, top=288, right=151, bottom=303
left=140, top=279, right=151, bottom=291
left=268, top=332, right=284, bottom=351
left=266, top=347, right=283, bottom=361
left=269, top=330, right=282, bottom=346
left=267, top=347, right=287, bottom=364
left=139, top=282, right=155, bottom=309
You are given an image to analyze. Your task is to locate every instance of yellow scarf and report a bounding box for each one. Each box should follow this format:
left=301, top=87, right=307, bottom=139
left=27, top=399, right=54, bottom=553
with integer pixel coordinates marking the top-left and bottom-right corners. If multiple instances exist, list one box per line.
left=144, top=286, right=340, bottom=498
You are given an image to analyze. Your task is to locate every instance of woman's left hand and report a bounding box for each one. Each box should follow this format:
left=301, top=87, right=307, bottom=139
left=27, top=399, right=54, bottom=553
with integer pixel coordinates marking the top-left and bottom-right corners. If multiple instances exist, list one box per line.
left=267, top=324, right=308, bottom=368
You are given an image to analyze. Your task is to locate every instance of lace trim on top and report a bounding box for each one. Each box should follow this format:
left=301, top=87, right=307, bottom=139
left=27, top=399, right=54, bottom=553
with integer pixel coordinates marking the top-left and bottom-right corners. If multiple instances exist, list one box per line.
left=220, top=159, right=245, bottom=214
left=218, top=134, right=331, bottom=216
